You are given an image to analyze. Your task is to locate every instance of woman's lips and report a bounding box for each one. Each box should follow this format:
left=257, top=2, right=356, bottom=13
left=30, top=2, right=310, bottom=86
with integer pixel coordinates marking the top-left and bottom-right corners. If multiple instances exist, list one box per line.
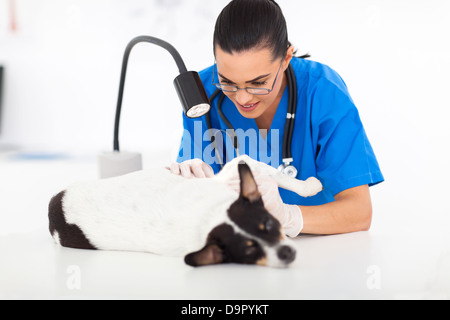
left=237, top=101, right=260, bottom=113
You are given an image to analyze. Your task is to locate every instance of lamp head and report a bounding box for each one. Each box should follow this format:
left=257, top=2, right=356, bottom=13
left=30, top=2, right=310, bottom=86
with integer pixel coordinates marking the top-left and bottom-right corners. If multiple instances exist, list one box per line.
left=174, top=71, right=211, bottom=118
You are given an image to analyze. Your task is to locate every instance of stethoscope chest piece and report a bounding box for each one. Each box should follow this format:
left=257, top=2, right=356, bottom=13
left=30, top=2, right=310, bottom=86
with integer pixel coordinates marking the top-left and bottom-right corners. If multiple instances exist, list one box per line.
left=278, top=160, right=298, bottom=178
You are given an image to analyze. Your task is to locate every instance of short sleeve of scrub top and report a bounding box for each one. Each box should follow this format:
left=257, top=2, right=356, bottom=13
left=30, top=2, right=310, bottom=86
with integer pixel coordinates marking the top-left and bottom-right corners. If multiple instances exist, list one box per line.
left=177, top=58, right=384, bottom=206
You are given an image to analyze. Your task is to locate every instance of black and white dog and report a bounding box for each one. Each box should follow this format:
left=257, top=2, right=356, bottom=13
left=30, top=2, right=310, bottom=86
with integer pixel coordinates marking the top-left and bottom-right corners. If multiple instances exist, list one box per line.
left=48, top=156, right=322, bottom=267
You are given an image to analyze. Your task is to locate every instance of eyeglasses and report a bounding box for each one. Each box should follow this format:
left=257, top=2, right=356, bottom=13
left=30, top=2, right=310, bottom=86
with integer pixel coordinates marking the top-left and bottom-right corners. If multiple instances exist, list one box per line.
left=212, top=59, right=284, bottom=95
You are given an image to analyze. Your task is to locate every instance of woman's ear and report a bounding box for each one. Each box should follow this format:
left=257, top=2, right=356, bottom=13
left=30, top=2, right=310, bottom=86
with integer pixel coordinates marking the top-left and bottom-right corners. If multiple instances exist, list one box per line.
left=283, top=45, right=295, bottom=69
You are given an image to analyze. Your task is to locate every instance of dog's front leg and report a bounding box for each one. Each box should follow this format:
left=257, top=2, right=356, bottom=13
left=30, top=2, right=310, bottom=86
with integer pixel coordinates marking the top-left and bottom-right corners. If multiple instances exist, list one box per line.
left=271, top=172, right=323, bottom=197
left=215, top=155, right=322, bottom=198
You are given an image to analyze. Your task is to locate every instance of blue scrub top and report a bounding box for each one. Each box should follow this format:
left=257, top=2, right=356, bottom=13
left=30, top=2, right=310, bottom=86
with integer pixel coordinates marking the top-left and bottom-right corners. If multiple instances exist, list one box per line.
left=177, top=57, right=384, bottom=206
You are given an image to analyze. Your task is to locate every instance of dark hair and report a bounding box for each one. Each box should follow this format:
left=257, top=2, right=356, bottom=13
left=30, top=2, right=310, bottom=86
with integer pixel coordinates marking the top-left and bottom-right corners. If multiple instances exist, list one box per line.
left=213, top=0, right=310, bottom=61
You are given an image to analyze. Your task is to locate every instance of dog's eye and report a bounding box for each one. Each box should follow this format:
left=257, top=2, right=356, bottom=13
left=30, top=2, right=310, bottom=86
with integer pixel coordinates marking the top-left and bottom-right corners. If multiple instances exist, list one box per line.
left=259, top=220, right=274, bottom=232
left=265, top=220, right=275, bottom=231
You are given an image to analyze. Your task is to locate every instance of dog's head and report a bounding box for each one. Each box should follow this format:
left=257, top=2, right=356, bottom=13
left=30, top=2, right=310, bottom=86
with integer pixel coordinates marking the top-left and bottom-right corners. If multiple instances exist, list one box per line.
left=184, top=162, right=296, bottom=268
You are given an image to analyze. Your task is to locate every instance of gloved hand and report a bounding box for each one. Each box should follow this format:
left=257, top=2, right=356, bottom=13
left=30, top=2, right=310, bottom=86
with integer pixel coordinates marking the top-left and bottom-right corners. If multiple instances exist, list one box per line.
left=227, top=174, right=303, bottom=238
left=255, top=175, right=303, bottom=238
left=169, top=159, right=215, bottom=179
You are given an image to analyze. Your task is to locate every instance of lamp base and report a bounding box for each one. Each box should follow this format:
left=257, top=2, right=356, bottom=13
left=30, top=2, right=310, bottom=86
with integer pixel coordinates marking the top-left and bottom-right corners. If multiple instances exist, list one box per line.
left=98, top=151, right=143, bottom=179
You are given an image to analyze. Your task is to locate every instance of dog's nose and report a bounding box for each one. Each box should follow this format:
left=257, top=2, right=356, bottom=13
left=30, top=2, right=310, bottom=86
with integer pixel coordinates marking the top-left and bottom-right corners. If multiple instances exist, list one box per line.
left=277, top=245, right=296, bottom=264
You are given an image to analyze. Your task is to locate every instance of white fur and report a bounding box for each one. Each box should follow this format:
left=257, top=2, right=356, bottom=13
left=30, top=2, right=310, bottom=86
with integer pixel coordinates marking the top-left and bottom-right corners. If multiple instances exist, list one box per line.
left=52, top=231, right=61, bottom=245
left=62, top=169, right=237, bottom=256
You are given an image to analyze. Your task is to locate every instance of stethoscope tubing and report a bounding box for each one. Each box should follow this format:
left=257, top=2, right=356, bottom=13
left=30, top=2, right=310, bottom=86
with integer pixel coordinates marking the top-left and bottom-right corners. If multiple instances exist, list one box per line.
left=284, top=63, right=297, bottom=162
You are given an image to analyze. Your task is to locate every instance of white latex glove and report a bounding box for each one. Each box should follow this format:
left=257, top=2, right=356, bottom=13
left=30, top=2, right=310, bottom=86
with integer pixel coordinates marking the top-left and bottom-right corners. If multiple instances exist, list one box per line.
left=227, top=174, right=303, bottom=238
left=169, top=159, right=215, bottom=179
left=256, top=175, right=303, bottom=237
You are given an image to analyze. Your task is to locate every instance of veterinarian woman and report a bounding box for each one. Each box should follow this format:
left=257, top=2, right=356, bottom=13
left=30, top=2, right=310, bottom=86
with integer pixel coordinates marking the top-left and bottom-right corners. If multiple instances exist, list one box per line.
left=170, top=0, right=384, bottom=237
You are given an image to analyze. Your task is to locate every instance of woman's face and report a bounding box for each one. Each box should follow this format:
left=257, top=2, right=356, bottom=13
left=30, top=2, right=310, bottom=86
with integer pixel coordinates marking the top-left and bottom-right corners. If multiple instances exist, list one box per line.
left=214, top=46, right=293, bottom=119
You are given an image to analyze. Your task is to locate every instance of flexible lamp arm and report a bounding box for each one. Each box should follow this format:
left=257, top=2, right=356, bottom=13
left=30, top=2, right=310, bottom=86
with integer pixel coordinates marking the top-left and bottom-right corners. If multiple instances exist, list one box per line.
left=113, top=36, right=190, bottom=152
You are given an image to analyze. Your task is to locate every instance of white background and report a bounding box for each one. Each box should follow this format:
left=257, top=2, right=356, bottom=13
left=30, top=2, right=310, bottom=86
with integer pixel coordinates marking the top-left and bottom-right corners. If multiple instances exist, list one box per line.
left=1, top=0, right=450, bottom=299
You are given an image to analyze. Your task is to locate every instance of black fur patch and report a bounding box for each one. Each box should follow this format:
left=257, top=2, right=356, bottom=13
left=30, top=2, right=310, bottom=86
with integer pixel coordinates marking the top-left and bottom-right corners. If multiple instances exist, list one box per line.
left=48, top=190, right=96, bottom=250
left=228, top=198, right=282, bottom=245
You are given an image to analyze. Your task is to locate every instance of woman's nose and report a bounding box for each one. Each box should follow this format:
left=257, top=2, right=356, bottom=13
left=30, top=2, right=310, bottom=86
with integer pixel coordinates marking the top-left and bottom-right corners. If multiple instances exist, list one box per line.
left=235, top=89, right=254, bottom=106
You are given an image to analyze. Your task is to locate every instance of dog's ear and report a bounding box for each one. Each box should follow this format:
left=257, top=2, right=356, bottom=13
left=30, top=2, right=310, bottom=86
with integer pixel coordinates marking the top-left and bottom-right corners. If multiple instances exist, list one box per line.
left=185, top=224, right=232, bottom=267
left=184, top=244, right=224, bottom=267
left=238, top=163, right=261, bottom=203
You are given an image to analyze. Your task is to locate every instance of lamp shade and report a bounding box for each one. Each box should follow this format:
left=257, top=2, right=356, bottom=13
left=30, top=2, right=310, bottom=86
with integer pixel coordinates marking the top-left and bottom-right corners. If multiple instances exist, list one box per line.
left=174, top=71, right=211, bottom=118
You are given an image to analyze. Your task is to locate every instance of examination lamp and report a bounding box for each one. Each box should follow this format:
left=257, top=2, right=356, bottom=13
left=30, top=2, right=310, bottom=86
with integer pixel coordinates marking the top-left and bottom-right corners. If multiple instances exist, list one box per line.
left=99, top=36, right=211, bottom=179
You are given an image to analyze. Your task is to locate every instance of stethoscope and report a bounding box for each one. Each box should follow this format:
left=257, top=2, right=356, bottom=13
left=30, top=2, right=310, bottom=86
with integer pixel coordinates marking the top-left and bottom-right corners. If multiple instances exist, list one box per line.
left=206, top=63, right=298, bottom=178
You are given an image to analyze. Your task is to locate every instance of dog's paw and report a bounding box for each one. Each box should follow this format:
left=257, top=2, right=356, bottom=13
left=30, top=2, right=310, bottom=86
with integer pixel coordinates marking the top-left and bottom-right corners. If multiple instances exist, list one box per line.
left=305, top=177, right=323, bottom=196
